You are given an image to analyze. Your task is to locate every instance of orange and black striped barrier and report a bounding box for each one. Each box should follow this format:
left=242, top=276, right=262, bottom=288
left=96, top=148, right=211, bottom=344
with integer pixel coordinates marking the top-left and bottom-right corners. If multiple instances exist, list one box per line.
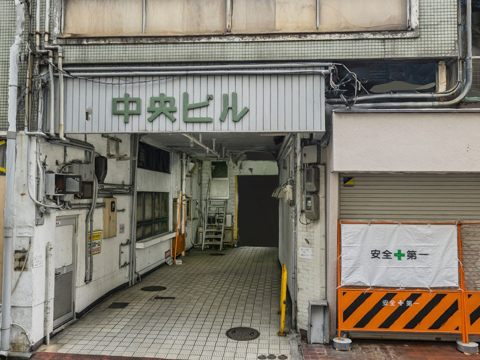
left=466, top=292, right=480, bottom=335
left=339, top=289, right=462, bottom=333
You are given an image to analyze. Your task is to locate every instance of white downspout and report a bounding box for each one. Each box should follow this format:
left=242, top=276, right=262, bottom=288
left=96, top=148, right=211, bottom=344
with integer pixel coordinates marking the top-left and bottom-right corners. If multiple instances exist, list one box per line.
left=1, top=0, right=25, bottom=351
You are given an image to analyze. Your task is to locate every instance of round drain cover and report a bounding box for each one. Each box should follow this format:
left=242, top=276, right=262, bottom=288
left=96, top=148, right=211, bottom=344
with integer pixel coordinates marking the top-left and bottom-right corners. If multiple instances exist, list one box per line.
left=226, top=327, right=260, bottom=341
left=210, top=253, right=225, bottom=256
left=278, top=356, right=288, bottom=359
left=141, top=286, right=166, bottom=292
left=267, top=355, right=277, bottom=359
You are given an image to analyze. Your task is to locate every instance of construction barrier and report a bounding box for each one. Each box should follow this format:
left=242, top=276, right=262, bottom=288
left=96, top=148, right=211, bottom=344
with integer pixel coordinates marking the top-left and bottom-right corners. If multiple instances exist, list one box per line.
left=337, top=221, right=480, bottom=344
left=339, top=289, right=462, bottom=333
left=467, top=291, right=480, bottom=335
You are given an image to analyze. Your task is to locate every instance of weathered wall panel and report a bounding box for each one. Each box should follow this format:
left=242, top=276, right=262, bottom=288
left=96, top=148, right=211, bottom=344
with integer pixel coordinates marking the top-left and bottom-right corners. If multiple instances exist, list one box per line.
left=54, top=72, right=325, bottom=134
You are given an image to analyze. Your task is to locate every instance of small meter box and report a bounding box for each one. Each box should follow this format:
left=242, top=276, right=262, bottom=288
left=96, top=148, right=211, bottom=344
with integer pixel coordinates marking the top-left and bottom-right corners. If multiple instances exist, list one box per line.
left=302, top=145, right=320, bottom=164
left=305, top=194, right=319, bottom=220
left=103, top=198, right=117, bottom=239
left=305, top=167, right=320, bottom=193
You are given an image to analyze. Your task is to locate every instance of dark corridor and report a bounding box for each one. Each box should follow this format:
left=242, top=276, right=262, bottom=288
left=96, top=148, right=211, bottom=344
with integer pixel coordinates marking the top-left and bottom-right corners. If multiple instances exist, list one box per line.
left=237, top=175, right=279, bottom=247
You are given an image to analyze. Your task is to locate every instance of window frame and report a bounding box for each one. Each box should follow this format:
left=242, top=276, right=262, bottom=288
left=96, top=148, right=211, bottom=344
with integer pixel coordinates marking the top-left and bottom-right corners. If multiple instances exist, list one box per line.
left=137, top=142, right=170, bottom=174
left=136, top=191, right=169, bottom=241
left=59, top=0, right=418, bottom=41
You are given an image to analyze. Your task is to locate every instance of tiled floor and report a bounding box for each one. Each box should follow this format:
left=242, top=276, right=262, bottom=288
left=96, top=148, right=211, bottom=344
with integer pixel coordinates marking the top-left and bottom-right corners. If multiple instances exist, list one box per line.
left=302, top=340, right=479, bottom=359
left=41, top=247, right=291, bottom=360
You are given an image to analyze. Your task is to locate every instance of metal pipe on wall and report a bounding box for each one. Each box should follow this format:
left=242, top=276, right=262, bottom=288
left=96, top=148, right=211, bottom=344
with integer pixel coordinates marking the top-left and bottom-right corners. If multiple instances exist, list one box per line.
left=1, top=0, right=25, bottom=350
left=129, top=134, right=139, bottom=285
left=64, top=69, right=331, bottom=78
left=64, top=62, right=333, bottom=72
left=44, top=242, right=53, bottom=345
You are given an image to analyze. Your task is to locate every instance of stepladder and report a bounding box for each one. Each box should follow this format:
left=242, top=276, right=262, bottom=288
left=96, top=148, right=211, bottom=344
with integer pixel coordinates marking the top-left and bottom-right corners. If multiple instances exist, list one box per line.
left=202, top=199, right=228, bottom=250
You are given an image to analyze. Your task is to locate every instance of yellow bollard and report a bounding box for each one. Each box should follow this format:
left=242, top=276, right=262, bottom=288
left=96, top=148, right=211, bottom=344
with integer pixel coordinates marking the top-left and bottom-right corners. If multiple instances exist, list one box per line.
left=278, top=263, right=287, bottom=336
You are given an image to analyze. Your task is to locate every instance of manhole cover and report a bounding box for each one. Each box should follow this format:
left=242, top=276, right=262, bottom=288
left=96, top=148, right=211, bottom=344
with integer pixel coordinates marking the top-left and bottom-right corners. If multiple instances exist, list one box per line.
left=108, top=302, right=129, bottom=309
left=154, top=296, right=175, bottom=300
left=226, top=327, right=260, bottom=341
left=278, top=356, right=288, bottom=359
left=267, top=355, right=277, bottom=360
left=210, top=253, right=225, bottom=256
left=141, top=286, right=166, bottom=292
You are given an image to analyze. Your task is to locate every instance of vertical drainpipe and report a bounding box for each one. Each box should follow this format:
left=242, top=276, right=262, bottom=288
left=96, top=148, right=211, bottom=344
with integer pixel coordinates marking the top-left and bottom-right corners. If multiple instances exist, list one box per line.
left=129, top=135, right=139, bottom=285
left=292, top=133, right=301, bottom=330
left=181, top=153, right=187, bottom=252
left=1, top=0, right=25, bottom=351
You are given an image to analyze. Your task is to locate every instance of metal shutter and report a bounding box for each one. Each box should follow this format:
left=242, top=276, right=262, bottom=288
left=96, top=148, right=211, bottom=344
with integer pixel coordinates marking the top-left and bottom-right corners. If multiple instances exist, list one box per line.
left=339, top=173, right=480, bottom=221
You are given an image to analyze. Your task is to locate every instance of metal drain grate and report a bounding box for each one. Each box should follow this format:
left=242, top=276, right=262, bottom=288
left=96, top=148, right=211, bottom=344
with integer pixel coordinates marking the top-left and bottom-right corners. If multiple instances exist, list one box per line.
left=141, top=286, right=166, bottom=292
left=210, top=253, right=225, bottom=256
left=154, top=296, right=175, bottom=300
left=226, top=327, right=260, bottom=341
left=108, top=302, right=129, bottom=309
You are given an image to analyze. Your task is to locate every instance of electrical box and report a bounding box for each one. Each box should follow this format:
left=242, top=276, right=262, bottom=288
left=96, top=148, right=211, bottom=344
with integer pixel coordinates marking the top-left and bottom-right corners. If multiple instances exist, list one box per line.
left=305, top=194, right=319, bottom=220
left=45, top=173, right=82, bottom=196
left=308, top=300, right=329, bottom=344
left=305, top=167, right=320, bottom=192
left=68, top=163, right=94, bottom=182
left=103, top=198, right=117, bottom=239
left=302, top=145, right=320, bottom=164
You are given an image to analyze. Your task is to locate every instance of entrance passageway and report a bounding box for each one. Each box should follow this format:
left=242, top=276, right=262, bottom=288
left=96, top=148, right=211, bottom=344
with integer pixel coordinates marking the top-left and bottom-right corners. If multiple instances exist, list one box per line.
left=41, top=247, right=291, bottom=359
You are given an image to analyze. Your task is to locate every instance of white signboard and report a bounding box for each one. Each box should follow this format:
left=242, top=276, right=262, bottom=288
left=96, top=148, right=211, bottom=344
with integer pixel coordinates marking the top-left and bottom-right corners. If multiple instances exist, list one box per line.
left=341, top=224, right=459, bottom=288
left=57, top=71, right=325, bottom=134
left=299, top=247, right=313, bottom=259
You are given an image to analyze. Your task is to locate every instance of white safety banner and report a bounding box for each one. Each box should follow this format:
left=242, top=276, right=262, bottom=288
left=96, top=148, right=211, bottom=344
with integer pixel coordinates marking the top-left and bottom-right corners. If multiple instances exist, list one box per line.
left=341, top=224, right=459, bottom=288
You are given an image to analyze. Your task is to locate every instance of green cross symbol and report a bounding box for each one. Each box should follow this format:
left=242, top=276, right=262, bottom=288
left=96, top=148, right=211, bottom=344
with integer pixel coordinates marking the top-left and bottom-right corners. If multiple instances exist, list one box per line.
left=394, top=250, right=405, bottom=261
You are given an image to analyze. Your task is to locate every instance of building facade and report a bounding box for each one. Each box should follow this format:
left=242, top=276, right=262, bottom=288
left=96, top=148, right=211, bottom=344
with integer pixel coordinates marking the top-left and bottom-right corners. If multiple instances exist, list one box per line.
left=0, top=0, right=479, bottom=355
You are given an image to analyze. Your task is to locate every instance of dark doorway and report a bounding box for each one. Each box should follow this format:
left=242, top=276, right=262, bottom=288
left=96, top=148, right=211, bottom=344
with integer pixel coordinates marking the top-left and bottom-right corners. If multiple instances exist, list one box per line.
left=237, top=175, right=279, bottom=247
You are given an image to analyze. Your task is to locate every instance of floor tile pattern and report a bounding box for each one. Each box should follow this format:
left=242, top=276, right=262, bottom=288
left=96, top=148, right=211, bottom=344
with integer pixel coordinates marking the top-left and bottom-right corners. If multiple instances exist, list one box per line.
left=45, top=247, right=291, bottom=360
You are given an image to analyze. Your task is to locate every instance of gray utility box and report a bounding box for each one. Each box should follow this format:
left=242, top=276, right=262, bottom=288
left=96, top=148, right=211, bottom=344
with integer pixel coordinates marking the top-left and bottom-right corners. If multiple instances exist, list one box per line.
left=302, top=144, right=320, bottom=164
left=305, top=167, right=320, bottom=192
left=308, top=300, right=329, bottom=344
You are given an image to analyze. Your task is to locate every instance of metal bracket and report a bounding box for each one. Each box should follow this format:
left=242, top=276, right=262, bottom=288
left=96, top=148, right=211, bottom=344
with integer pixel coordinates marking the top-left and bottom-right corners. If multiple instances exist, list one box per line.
left=119, top=239, right=131, bottom=268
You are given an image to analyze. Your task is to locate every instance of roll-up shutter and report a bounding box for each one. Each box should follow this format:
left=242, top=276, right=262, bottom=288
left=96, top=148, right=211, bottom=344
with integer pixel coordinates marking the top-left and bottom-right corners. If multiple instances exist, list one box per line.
left=339, top=173, right=480, bottom=221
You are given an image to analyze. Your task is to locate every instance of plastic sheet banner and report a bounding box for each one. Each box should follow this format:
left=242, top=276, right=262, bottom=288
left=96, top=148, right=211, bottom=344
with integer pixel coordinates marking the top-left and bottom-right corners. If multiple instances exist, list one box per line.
left=341, top=224, right=459, bottom=288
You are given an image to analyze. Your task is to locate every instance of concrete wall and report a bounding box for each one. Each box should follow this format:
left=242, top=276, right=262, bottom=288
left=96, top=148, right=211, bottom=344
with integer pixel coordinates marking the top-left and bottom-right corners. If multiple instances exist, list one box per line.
left=277, top=136, right=327, bottom=333
left=332, top=112, right=480, bottom=173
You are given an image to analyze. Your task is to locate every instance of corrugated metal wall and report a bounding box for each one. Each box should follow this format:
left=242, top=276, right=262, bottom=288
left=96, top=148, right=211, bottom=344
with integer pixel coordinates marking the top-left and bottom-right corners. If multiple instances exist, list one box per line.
left=55, top=72, right=325, bottom=133
left=339, top=173, right=480, bottom=221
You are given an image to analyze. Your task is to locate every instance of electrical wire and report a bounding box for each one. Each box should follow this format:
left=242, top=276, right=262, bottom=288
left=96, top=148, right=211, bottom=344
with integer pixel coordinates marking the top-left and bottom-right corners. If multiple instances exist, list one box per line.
left=33, top=49, right=173, bottom=86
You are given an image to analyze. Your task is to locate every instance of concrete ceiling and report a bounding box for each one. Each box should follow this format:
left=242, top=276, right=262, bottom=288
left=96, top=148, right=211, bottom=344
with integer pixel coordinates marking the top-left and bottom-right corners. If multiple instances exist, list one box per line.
left=142, top=132, right=285, bottom=159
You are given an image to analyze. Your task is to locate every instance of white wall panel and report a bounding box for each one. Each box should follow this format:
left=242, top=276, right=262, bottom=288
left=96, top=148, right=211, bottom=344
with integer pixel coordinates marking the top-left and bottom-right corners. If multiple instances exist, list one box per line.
left=56, top=72, right=325, bottom=134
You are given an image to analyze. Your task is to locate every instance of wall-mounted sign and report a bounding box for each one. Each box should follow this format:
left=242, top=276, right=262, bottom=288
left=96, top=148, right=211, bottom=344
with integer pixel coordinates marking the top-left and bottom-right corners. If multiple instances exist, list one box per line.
left=88, top=230, right=103, bottom=255
left=299, top=247, right=313, bottom=259
left=112, top=92, right=249, bottom=124
left=59, top=71, right=325, bottom=133
left=341, top=224, right=458, bottom=288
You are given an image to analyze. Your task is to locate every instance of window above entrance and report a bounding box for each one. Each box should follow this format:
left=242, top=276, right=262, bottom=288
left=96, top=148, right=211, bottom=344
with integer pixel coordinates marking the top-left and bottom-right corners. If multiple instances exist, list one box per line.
left=62, top=0, right=414, bottom=38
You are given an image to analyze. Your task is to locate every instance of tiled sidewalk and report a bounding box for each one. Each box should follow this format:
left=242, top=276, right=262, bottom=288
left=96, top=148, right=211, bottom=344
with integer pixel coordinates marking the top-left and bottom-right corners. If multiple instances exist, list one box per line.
left=39, top=247, right=291, bottom=360
left=302, top=340, right=478, bottom=359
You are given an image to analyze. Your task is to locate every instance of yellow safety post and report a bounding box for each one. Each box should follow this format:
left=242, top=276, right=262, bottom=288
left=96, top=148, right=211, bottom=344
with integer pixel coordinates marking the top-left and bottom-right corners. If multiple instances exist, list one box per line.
left=278, top=263, right=287, bottom=336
